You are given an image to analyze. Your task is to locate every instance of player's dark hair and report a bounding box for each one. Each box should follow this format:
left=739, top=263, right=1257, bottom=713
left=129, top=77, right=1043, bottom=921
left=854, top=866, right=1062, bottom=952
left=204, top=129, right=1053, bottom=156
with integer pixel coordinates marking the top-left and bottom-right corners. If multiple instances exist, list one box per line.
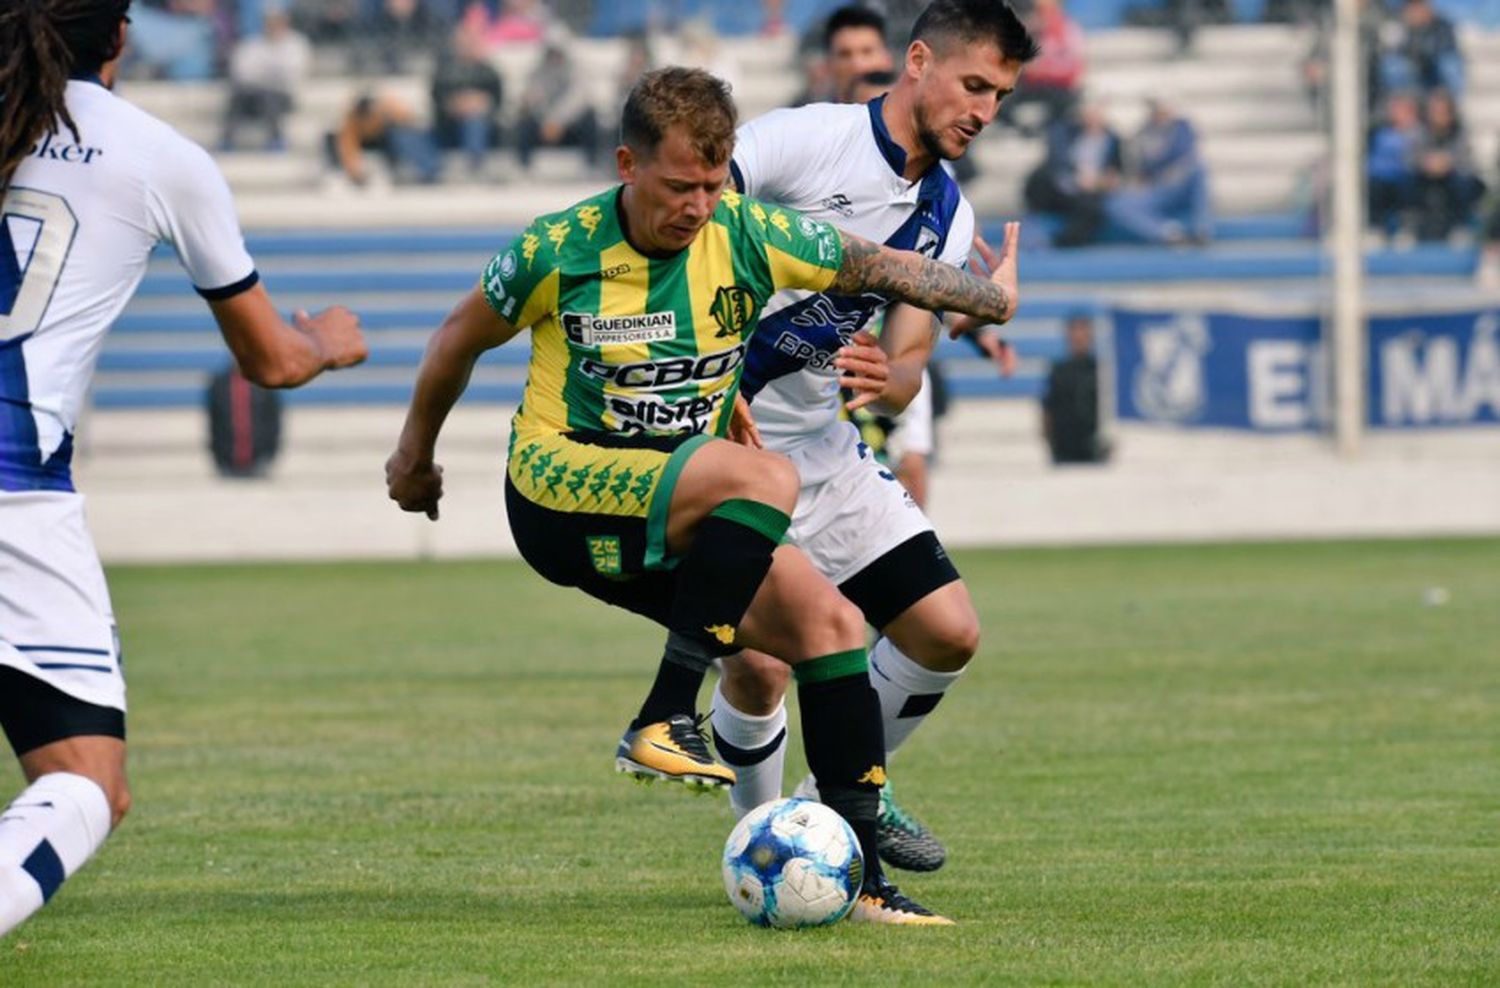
left=823, top=5, right=888, bottom=52
left=856, top=69, right=898, bottom=88
left=0, top=0, right=130, bottom=195
left=910, top=0, right=1040, bottom=64
left=621, top=67, right=737, bottom=168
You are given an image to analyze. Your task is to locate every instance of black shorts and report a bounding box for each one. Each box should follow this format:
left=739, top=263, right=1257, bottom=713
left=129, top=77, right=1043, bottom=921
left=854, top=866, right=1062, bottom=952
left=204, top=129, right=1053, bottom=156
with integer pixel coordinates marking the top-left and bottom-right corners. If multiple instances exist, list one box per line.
left=0, top=666, right=126, bottom=757
left=838, top=531, right=961, bottom=631
left=505, top=429, right=714, bottom=626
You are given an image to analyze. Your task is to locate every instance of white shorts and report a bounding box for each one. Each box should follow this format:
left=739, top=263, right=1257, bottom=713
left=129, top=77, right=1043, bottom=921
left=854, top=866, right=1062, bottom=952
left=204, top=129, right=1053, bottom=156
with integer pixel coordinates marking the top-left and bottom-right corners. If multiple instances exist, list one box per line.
left=886, top=369, right=934, bottom=461
left=780, top=421, right=935, bottom=586
left=0, top=491, right=125, bottom=712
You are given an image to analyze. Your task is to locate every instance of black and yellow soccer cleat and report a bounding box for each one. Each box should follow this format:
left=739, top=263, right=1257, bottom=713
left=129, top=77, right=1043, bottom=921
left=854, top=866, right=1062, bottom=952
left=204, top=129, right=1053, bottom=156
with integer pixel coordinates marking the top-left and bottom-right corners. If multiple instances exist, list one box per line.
left=877, top=781, right=947, bottom=873
left=615, top=713, right=736, bottom=792
left=848, top=877, right=955, bottom=926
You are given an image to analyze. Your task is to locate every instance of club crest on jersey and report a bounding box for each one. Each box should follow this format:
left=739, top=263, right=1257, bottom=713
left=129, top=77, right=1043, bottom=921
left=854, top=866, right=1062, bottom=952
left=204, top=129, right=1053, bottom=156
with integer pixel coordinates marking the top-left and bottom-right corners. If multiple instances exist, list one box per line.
left=562, top=311, right=676, bottom=347
left=710, top=286, right=757, bottom=338
left=500, top=250, right=517, bottom=279
left=914, top=224, right=941, bottom=258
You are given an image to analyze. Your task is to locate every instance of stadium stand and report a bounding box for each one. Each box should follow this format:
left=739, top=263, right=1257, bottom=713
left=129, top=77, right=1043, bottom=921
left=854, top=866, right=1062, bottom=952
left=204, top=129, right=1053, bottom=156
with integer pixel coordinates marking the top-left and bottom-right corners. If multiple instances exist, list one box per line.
left=94, top=19, right=1500, bottom=413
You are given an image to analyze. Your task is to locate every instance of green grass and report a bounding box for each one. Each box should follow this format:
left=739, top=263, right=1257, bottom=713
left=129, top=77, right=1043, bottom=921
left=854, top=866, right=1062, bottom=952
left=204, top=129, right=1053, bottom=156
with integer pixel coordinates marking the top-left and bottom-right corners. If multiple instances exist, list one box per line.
left=5, top=539, right=1499, bottom=985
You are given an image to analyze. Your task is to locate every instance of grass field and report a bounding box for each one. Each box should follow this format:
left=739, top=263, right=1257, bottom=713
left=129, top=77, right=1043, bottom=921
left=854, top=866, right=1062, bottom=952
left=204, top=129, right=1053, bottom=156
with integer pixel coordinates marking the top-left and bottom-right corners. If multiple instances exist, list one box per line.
left=4, top=539, right=1499, bottom=985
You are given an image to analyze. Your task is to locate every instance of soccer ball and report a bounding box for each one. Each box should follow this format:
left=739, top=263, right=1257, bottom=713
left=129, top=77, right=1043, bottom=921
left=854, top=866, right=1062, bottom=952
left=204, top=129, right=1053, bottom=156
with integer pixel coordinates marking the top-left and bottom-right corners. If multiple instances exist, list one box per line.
left=721, top=797, right=863, bottom=928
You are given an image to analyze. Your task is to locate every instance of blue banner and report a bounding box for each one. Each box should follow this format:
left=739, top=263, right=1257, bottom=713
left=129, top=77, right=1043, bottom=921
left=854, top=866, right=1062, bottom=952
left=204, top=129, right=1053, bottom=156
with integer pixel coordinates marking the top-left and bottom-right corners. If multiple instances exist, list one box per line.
left=1114, top=306, right=1500, bottom=430
left=1369, top=310, right=1500, bottom=427
left=1112, top=310, right=1325, bottom=430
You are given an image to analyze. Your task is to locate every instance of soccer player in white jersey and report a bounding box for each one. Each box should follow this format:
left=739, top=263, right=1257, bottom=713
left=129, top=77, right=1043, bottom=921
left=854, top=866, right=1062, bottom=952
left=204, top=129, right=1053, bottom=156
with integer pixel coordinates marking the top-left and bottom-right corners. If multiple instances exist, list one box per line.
left=707, top=0, right=1037, bottom=883
left=0, top=1, right=366, bottom=937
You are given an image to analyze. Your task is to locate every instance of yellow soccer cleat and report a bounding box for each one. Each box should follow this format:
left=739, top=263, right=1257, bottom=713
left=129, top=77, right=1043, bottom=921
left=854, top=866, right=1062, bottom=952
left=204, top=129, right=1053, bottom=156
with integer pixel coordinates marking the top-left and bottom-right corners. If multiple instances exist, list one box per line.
left=615, top=713, right=736, bottom=792
left=848, top=878, right=956, bottom=926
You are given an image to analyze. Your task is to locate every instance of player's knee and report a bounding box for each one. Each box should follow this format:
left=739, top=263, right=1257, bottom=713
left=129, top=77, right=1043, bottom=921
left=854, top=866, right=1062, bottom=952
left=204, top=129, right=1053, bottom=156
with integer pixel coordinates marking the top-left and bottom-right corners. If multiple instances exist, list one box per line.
left=723, top=653, right=791, bottom=712
left=725, top=450, right=797, bottom=513
left=923, top=614, right=980, bottom=672
left=826, top=597, right=866, bottom=652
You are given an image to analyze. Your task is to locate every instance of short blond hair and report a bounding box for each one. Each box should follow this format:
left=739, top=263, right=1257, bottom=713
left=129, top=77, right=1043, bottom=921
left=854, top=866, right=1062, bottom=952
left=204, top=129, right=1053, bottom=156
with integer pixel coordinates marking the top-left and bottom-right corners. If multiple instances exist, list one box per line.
left=620, top=66, right=737, bottom=167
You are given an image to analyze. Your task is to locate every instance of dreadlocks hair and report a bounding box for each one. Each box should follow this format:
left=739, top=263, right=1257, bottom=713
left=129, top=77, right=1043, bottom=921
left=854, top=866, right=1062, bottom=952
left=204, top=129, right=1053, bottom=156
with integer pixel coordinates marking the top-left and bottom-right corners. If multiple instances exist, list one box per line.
left=0, top=0, right=130, bottom=195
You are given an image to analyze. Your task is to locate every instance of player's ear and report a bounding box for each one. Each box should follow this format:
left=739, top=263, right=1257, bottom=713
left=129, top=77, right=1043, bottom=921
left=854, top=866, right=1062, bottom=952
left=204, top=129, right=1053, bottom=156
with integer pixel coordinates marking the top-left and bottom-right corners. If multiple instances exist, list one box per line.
left=616, top=145, right=636, bottom=184
left=907, top=40, right=930, bottom=78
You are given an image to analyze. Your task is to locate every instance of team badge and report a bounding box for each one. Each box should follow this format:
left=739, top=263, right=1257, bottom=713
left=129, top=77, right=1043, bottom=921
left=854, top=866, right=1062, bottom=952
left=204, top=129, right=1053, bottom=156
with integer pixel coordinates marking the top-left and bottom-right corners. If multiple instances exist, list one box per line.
left=710, top=285, right=757, bottom=339
left=500, top=250, right=517, bottom=279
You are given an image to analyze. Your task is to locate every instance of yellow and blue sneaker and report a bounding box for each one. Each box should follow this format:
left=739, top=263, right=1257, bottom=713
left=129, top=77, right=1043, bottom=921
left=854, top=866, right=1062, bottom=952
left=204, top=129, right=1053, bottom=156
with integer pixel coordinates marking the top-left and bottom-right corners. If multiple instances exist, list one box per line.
left=848, top=877, right=955, bottom=926
left=615, top=713, right=736, bottom=792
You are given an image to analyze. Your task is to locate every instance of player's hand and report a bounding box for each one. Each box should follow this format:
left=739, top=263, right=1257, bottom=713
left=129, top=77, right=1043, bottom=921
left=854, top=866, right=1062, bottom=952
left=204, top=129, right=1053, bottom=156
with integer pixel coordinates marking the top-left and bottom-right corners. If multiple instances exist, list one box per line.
left=295, top=307, right=368, bottom=371
left=835, top=330, right=889, bottom=412
left=728, top=393, right=763, bottom=449
left=949, top=224, right=1020, bottom=337
left=974, top=328, right=1017, bottom=378
left=385, top=449, right=443, bottom=520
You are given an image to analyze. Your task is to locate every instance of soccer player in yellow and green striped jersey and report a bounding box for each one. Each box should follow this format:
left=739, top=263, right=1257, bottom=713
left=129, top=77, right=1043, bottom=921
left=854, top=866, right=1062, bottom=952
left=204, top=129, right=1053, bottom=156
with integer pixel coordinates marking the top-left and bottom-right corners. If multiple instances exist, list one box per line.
left=386, top=66, right=1019, bottom=925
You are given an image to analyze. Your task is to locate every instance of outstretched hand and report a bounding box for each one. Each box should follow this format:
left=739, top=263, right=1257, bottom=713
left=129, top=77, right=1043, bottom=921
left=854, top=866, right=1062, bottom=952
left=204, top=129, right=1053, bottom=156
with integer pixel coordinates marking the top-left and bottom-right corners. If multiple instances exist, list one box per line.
left=949, top=223, right=1020, bottom=338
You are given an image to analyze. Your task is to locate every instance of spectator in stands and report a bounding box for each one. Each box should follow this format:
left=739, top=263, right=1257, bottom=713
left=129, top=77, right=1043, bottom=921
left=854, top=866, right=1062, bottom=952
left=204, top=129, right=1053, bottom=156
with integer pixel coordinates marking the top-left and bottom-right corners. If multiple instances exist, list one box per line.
left=1025, top=103, right=1123, bottom=247
left=1366, top=91, right=1422, bottom=238
left=1478, top=203, right=1500, bottom=287
left=1000, top=0, right=1085, bottom=135
left=1377, top=0, right=1464, bottom=102
left=221, top=6, right=312, bottom=152
left=679, top=18, right=743, bottom=95
left=824, top=5, right=893, bottom=102
left=793, top=4, right=892, bottom=105
left=124, top=0, right=219, bottom=80
left=327, top=92, right=444, bottom=186
left=1041, top=313, right=1108, bottom=464
left=292, top=0, right=362, bottom=44
left=461, top=0, right=546, bottom=47
left=1105, top=98, right=1212, bottom=246
left=848, top=68, right=896, bottom=104
left=514, top=29, right=602, bottom=172
left=360, top=0, right=445, bottom=73
left=1412, top=88, right=1484, bottom=241
left=430, top=23, right=505, bottom=177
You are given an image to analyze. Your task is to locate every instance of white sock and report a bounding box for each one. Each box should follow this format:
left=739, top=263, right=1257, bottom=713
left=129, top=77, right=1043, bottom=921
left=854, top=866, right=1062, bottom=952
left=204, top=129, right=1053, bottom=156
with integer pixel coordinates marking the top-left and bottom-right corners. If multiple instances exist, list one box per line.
left=710, top=679, right=788, bottom=820
left=869, top=636, right=964, bottom=757
left=0, top=773, right=111, bottom=936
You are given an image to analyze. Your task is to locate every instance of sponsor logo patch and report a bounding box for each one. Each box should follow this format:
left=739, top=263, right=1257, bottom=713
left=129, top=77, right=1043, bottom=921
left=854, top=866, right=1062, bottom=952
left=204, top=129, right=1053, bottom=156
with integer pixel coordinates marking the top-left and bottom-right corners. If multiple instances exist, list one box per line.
left=562, top=311, right=676, bottom=346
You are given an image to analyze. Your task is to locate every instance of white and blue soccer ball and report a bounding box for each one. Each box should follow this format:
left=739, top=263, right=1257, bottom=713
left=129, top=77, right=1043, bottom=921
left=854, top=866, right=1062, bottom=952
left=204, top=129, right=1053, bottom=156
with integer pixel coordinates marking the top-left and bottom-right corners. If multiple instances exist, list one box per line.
left=721, top=797, right=863, bottom=928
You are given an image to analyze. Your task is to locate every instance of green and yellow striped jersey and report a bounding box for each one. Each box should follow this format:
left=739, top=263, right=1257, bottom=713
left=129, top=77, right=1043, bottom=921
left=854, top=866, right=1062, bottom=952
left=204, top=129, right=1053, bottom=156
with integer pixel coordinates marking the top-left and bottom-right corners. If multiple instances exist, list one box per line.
left=481, top=185, right=844, bottom=440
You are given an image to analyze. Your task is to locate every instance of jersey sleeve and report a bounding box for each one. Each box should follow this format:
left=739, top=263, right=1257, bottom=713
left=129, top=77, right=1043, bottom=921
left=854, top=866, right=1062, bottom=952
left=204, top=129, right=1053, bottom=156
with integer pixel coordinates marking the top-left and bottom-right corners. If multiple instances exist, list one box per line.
left=479, top=218, right=560, bottom=330
left=143, top=136, right=258, bottom=299
left=730, top=195, right=844, bottom=297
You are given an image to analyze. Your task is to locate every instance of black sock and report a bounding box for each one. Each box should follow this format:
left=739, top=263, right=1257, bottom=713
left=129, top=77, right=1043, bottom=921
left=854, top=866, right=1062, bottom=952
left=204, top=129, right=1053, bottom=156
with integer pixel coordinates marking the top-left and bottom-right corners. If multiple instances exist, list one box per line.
left=631, top=643, right=707, bottom=729
left=667, top=499, right=789, bottom=653
left=795, top=649, right=886, bottom=890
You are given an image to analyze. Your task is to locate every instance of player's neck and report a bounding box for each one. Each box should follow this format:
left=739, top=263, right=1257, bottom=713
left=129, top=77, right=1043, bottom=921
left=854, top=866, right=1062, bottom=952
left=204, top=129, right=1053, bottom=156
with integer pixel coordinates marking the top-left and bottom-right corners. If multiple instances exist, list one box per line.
left=616, top=186, right=684, bottom=259
left=879, top=88, right=935, bottom=182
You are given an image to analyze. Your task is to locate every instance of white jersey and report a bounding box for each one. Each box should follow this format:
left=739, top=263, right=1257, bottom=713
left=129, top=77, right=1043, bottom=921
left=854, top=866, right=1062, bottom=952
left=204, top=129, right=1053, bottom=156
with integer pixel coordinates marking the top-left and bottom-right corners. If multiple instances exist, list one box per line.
left=731, top=98, right=975, bottom=454
left=1, top=78, right=255, bottom=492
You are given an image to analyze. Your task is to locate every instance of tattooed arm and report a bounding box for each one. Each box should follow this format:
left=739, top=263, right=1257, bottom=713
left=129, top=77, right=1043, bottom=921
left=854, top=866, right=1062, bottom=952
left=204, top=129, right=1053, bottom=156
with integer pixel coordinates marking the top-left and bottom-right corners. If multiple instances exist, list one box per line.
left=828, top=221, right=1020, bottom=325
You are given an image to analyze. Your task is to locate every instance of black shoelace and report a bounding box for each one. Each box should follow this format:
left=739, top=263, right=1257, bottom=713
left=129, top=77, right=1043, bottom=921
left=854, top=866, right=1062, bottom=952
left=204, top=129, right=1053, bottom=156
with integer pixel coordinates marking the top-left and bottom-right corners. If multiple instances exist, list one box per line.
left=667, top=713, right=714, bottom=760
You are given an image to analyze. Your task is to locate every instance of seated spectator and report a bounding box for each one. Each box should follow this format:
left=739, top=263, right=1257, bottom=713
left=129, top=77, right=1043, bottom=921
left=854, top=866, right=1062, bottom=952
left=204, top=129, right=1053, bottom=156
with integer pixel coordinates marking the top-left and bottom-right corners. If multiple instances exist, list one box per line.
left=292, top=0, right=363, bottom=44
left=1366, top=91, right=1423, bottom=238
left=1042, top=313, right=1109, bottom=465
left=1377, top=0, right=1464, bottom=102
left=221, top=6, right=311, bottom=152
left=1105, top=98, right=1212, bottom=246
left=326, top=92, right=443, bottom=186
left=430, top=24, right=505, bottom=177
left=124, top=0, right=219, bottom=80
left=360, top=0, right=445, bottom=73
left=1025, top=103, right=1123, bottom=247
left=514, top=30, right=601, bottom=172
left=1412, top=89, right=1484, bottom=241
left=1000, top=0, right=1085, bottom=135
left=461, top=0, right=546, bottom=47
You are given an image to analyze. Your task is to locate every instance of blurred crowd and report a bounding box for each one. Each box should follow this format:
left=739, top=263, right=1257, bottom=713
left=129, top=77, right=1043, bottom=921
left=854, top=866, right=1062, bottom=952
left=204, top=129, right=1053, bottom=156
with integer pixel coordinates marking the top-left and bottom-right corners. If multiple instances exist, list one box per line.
left=122, top=0, right=1500, bottom=260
